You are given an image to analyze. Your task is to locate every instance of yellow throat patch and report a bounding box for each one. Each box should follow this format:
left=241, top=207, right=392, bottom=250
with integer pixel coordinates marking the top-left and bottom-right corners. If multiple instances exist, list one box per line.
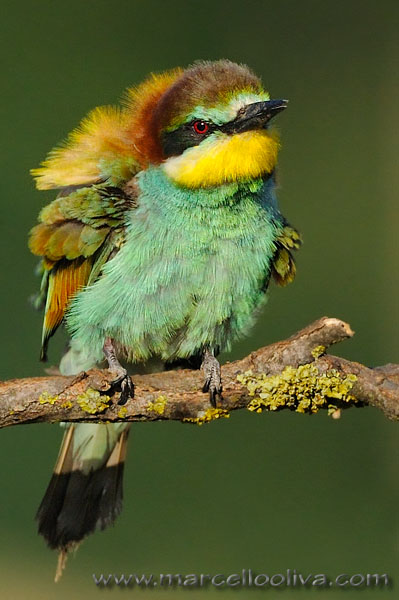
left=163, top=130, right=280, bottom=188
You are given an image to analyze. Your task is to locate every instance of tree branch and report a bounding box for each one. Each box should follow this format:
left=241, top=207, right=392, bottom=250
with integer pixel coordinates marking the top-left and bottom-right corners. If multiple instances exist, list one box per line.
left=1, top=317, right=398, bottom=429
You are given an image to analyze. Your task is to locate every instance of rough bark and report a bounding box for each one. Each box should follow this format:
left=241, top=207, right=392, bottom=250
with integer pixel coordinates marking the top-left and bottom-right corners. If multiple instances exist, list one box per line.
left=1, top=317, right=398, bottom=428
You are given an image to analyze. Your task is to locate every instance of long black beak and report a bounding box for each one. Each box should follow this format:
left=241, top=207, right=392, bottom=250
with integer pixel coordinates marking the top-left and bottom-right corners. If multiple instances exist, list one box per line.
left=222, top=99, right=288, bottom=134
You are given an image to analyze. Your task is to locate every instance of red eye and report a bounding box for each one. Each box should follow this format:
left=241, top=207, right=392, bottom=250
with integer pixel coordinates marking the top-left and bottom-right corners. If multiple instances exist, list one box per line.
left=193, top=120, right=209, bottom=134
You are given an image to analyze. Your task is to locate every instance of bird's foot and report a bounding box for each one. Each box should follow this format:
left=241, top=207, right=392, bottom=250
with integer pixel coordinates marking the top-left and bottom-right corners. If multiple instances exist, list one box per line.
left=201, top=350, right=223, bottom=407
left=103, top=337, right=135, bottom=405
left=109, top=366, right=135, bottom=405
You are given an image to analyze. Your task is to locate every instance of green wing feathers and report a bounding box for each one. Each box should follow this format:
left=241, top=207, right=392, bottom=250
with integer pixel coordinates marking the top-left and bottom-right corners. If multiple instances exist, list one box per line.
left=272, top=224, right=302, bottom=286
left=29, top=185, right=134, bottom=359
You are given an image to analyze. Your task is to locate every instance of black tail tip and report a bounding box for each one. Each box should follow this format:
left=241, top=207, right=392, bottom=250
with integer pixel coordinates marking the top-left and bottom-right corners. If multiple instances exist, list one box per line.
left=36, top=466, right=125, bottom=551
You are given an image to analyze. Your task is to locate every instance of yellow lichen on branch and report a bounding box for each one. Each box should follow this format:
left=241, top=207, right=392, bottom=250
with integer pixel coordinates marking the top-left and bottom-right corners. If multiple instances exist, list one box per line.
left=147, top=396, right=168, bottom=415
left=311, top=345, right=326, bottom=359
left=183, top=407, right=230, bottom=425
left=76, top=389, right=110, bottom=414
left=237, top=364, right=358, bottom=415
left=38, top=392, right=59, bottom=405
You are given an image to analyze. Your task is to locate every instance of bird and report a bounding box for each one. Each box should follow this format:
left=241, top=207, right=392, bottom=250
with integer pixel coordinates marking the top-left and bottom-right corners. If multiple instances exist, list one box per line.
left=29, top=59, right=301, bottom=579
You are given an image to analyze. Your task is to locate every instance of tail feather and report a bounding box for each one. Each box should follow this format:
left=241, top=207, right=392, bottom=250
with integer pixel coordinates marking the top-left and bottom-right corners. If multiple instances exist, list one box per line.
left=36, top=426, right=129, bottom=553
left=37, top=341, right=130, bottom=580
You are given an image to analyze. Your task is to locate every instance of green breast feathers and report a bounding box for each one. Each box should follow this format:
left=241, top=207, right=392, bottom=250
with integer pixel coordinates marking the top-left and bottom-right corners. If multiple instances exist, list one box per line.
left=63, top=169, right=300, bottom=363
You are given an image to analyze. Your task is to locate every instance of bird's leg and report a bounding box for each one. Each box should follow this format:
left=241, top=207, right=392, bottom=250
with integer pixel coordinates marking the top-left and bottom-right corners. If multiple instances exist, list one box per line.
left=201, top=348, right=223, bottom=408
left=103, top=337, right=134, bottom=405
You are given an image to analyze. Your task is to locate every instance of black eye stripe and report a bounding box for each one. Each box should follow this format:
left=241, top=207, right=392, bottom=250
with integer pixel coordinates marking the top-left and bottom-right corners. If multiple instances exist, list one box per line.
left=162, top=106, right=260, bottom=159
left=162, top=120, right=217, bottom=158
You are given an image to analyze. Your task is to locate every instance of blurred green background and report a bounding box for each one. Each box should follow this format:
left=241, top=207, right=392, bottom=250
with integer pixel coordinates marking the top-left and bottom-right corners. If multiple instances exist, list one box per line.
left=0, top=0, right=398, bottom=597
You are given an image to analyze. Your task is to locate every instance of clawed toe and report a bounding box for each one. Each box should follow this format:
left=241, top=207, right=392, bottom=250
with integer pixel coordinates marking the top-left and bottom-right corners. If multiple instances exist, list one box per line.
left=109, top=369, right=135, bottom=405
left=203, top=378, right=223, bottom=407
left=103, top=337, right=134, bottom=404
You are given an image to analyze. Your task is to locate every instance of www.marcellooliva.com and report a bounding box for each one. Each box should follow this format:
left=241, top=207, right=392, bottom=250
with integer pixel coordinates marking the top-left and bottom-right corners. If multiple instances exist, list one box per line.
left=92, top=569, right=391, bottom=589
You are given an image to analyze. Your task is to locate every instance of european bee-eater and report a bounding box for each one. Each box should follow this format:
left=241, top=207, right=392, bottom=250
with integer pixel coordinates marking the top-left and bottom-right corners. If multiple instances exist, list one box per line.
left=29, top=59, right=301, bottom=577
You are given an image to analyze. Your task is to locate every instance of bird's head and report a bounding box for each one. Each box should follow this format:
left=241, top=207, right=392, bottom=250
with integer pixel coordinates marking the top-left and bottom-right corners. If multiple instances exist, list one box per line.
left=127, top=60, right=287, bottom=188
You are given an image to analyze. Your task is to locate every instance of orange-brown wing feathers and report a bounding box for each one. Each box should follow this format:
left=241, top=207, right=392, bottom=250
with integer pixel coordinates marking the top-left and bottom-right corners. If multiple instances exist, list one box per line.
left=41, top=259, right=93, bottom=359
